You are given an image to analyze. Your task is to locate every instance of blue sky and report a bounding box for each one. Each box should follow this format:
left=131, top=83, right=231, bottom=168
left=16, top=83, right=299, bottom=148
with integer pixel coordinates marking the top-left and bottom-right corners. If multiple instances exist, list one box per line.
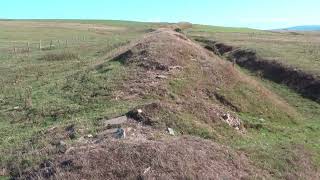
left=0, top=0, right=319, bottom=29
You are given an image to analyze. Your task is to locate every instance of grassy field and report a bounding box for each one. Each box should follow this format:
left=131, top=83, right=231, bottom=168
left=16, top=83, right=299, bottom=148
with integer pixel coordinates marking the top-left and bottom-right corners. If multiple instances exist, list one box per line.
left=230, top=68, right=320, bottom=177
left=0, top=20, right=154, bottom=176
left=187, top=24, right=320, bottom=76
left=186, top=24, right=320, bottom=176
left=0, top=20, right=319, bottom=179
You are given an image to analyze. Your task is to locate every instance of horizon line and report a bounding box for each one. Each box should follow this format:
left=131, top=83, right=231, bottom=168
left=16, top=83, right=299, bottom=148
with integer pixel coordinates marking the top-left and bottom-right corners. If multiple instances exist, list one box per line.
left=0, top=18, right=318, bottom=30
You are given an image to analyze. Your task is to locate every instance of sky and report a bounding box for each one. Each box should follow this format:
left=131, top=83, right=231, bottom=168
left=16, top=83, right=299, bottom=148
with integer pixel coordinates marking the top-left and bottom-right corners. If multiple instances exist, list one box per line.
left=0, top=0, right=319, bottom=29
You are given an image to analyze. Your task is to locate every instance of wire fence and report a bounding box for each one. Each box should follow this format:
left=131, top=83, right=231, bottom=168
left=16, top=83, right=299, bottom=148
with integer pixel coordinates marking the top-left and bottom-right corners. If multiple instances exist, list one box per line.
left=0, top=36, right=97, bottom=55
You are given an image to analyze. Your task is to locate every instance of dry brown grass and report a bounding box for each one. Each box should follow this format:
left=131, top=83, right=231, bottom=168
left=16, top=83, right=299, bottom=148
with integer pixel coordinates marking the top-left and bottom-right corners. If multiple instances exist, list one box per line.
left=107, top=28, right=297, bottom=125
left=112, top=28, right=210, bottom=69
left=39, top=52, right=79, bottom=61
left=0, top=21, right=125, bottom=31
left=283, top=145, right=320, bottom=179
left=26, top=136, right=269, bottom=180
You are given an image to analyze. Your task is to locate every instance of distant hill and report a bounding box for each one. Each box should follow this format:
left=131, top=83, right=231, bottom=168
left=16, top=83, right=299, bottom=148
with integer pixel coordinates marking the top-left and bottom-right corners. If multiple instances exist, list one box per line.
left=283, top=25, right=320, bottom=31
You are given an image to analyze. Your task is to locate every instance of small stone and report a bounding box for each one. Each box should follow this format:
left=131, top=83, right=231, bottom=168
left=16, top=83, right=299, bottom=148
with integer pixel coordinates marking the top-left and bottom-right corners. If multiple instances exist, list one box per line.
left=222, top=113, right=230, bottom=120
left=220, top=113, right=242, bottom=130
left=57, top=141, right=67, bottom=153
left=65, top=147, right=76, bottom=154
left=77, top=137, right=87, bottom=143
left=87, top=134, right=93, bottom=138
left=104, top=116, right=128, bottom=127
left=156, top=75, right=167, bottom=79
left=143, top=167, right=151, bottom=174
left=167, top=128, right=175, bottom=136
left=60, top=159, right=73, bottom=168
left=13, top=106, right=20, bottom=110
left=59, top=140, right=66, bottom=146
left=169, top=65, right=183, bottom=70
left=65, top=124, right=76, bottom=139
left=137, top=109, right=143, bottom=114
left=39, top=160, right=55, bottom=178
left=115, top=128, right=126, bottom=139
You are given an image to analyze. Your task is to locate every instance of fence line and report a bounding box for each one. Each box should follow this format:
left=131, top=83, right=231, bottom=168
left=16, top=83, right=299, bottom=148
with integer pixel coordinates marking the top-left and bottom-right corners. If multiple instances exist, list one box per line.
left=0, top=36, right=95, bottom=54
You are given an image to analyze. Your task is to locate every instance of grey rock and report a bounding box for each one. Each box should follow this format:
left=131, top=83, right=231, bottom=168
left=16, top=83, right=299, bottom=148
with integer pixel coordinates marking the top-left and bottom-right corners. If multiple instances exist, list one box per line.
left=57, top=140, right=67, bottom=153
left=115, top=128, right=126, bottom=139
left=168, top=128, right=175, bottom=136
left=104, top=116, right=128, bottom=127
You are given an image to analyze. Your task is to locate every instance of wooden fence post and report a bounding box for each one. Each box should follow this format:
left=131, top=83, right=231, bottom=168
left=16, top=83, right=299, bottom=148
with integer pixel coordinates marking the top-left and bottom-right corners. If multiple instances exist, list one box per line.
left=50, top=40, right=53, bottom=49
left=27, top=42, right=30, bottom=52
left=39, top=40, right=42, bottom=51
left=65, top=40, right=68, bottom=48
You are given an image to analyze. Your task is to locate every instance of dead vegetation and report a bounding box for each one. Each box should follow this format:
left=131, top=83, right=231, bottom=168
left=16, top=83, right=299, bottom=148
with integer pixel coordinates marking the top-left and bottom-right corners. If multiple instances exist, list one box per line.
left=39, top=52, right=79, bottom=61
left=34, top=136, right=268, bottom=180
left=101, top=28, right=297, bottom=130
left=112, top=28, right=208, bottom=70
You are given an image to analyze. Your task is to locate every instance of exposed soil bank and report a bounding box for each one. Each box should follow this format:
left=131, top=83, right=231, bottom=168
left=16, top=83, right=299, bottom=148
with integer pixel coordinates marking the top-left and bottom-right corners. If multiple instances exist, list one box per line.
left=195, top=38, right=320, bottom=102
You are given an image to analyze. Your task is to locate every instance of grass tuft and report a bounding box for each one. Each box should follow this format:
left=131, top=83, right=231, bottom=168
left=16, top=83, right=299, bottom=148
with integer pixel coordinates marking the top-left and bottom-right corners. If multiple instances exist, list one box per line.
left=39, top=52, right=79, bottom=61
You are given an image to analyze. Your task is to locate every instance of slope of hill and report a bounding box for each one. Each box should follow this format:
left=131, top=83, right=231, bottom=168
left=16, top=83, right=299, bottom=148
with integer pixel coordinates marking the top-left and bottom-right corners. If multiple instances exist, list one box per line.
left=283, top=25, right=320, bottom=31
left=0, top=20, right=320, bottom=179
left=187, top=24, right=320, bottom=76
left=17, top=27, right=299, bottom=179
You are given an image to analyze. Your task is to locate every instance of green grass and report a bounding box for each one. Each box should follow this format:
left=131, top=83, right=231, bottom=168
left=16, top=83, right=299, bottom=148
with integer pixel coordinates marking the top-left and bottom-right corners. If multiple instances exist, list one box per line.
left=1, top=20, right=320, bottom=179
left=185, top=24, right=320, bottom=176
left=225, top=69, right=320, bottom=177
left=190, top=24, right=260, bottom=33
left=164, top=42, right=320, bottom=178
left=167, top=65, right=320, bottom=178
left=184, top=25, right=320, bottom=177
left=0, top=20, right=150, bottom=175
left=187, top=25, right=320, bottom=76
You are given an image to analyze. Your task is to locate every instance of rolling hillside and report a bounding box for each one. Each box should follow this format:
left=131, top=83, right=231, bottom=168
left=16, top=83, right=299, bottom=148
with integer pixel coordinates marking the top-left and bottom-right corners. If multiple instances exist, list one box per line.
left=0, top=20, right=319, bottom=179
left=283, top=25, right=320, bottom=31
